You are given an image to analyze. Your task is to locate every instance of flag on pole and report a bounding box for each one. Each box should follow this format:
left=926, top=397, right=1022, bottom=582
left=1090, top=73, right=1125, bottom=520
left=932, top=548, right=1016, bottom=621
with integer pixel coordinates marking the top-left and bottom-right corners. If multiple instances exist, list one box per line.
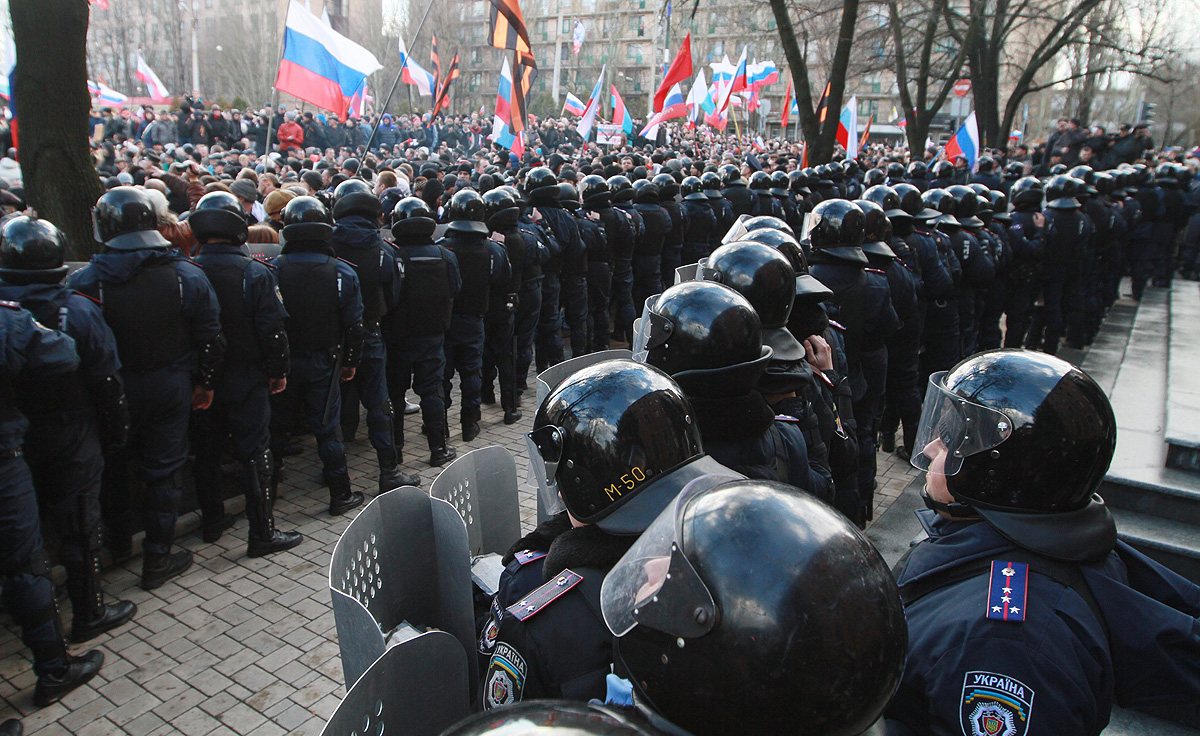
left=781, top=81, right=791, bottom=127
left=572, top=21, right=586, bottom=54
left=753, top=134, right=764, bottom=152
left=275, top=0, right=382, bottom=120
left=433, top=53, right=459, bottom=112
left=135, top=53, right=170, bottom=100
left=511, top=55, right=537, bottom=133
left=611, top=85, right=633, bottom=135
left=431, top=35, right=442, bottom=91
left=348, top=80, right=371, bottom=118
left=815, top=81, right=830, bottom=123
left=801, top=142, right=807, bottom=168
left=653, top=33, right=692, bottom=113
left=576, top=64, right=605, bottom=139
left=562, top=92, right=586, bottom=116
left=836, top=95, right=858, bottom=159
left=488, top=0, right=535, bottom=66
left=859, top=114, right=873, bottom=148
left=89, top=80, right=128, bottom=106
left=898, top=117, right=907, bottom=129
left=320, top=5, right=332, bottom=26
left=944, top=111, right=980, bottom=168
left=685, top=70, right=707, bottom=127
left=89, top=0, right=109, bottom=8
left=746, top=60, right=778, bottom=89
left=640, top=83, right=685, bottom=136
left=491, top=57, right=524, bottom=157
left=716, top=46, right=747, bottom=115
left=398, top=35, right=438, bottom=97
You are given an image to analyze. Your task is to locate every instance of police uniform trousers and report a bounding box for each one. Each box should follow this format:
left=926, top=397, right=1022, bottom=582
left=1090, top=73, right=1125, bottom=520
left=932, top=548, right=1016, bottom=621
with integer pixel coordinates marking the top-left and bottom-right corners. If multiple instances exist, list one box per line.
left=536, top=272, right=564, bottom=371
left=103, top=368, right=192, bottom=557
left=660, top=245, right=682, bottom=293
left=1026, top=270, right=1071, bottom=355
left=193, top=364, right=272, bottom=521
left=1127, top=224, right=1155, bottom=301
left=270, top=350, right=348, bottom=481
left=879, top=339, right=922, bottom=456
left=482, top=311, right=517, bottom=407
left=610, top=258, right=635, bottom=343
left=1151, top=221, right=1176, bottom=287
left=1002, top=269, right=1038, bottom=348
left=587, top=261, right=612, bottom=352
left=444, top=314, right=486, bottom=414
left=976, top=279, right=1007, bottom=351
left=561, top=273, right=588, bottom=359
left=338, top=332, right=395, bottom=453
left=1, top=453, right=70, bottom=675
left=513, top=277, right=543, bottom=394
left=920, top=298, right=961, bottom=387
left=854, top=346, right=888, bottom=520
left=388, top=334, right=447, bottom=443
left=631, top=255, right=662, bottom=321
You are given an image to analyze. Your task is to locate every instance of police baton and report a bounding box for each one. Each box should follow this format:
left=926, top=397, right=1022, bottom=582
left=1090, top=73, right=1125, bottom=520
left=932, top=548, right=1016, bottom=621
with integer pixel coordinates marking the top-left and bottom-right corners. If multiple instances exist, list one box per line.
left=322, top=348, right=344, bottom=428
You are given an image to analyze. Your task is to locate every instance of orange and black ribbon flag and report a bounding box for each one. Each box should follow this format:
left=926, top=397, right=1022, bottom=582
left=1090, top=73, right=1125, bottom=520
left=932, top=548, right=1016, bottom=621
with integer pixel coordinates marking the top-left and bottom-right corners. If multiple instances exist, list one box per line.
left=815, top=82, right=831, bottom=124
left=431, top=34, right=442, bottom=91
left=434, top=53, right=460, bottom=112
left=488, top=0, right=538, bottom=133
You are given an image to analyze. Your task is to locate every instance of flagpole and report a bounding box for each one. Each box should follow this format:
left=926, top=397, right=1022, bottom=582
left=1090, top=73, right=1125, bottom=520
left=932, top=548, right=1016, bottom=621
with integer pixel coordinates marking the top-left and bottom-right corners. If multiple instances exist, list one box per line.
left=364, top=0, right=436, bottom=153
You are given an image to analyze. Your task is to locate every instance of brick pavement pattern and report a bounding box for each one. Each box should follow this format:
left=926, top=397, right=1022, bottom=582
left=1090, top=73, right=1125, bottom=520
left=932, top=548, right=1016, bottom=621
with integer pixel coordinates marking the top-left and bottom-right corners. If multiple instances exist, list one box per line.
left=0, top=371, right=919, bottom=735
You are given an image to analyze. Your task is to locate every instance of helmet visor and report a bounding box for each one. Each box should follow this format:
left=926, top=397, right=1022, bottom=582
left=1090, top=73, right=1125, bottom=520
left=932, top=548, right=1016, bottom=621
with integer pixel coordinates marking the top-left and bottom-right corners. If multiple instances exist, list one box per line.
left=631, top=295, right=671, bottom=363
left=799, top=211, right=816, bottom=243
left=911, top=372, right=1014, bottom=476
left=525, top=426, right=567, bottom=517
left=600, top=474, right=736, bottom=638
left=691, top=258, right=722, bottom=285
left=721, top=214, right=751, bottom=244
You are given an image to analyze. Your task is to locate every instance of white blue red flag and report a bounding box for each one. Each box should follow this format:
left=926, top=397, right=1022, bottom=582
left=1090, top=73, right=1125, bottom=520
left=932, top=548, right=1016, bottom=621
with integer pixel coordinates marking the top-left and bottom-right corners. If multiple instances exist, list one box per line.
left=274, top=0, right=382, bottom=119
left=562, top=92, right=586, bottom=116
left=945, top=111, right=980, bottom=169
left=639, top=83, right=685, bottom=136
left=836, top=95, right=859, bottom=159
left=576, top=64, right=605, bottom=139
left=398, top=35, right=437, bottom=97
left=611, top=85, right=632, bottom=135
left=491, top=56, right=523, bottom=156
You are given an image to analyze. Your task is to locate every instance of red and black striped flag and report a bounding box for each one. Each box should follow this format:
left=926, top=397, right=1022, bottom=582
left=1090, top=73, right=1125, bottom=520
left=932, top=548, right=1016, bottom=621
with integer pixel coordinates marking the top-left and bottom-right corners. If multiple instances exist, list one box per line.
left=488, top=0, right=536, bottom=67
left=433, top=53, right=460, bottom=113
left=815, top=81, right=831, bottom=124
left=431, top=35, right=442, bottom=92
left=510, top=54, right=537, bottom=133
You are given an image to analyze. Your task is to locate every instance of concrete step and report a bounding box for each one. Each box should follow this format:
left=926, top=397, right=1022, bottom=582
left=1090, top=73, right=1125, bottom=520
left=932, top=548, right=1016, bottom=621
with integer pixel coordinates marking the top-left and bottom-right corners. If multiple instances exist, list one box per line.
left=1103, top=706, right=1200, bottom=735
left=1112, top=507, right=1200, bottom=585
left=1166, top=280, right=1200, bottom=472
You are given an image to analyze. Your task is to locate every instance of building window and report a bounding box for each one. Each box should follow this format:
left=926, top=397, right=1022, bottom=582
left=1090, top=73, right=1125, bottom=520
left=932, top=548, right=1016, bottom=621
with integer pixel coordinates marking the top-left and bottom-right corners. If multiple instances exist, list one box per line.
left=637, top=16, right=645, bottom=36
left=712, top=40, right=724, bottom=56
left=561, top=18, right=570, bottom=34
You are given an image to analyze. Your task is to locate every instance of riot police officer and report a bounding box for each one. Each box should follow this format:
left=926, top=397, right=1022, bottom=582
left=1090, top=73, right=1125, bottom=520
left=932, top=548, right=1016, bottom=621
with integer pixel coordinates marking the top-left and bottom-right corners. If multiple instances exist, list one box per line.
left=556, top=183, right=590, bottom=360
left=513, top=187, right=550, bottom=398
left=482, top=359, right=740, bottom=708
left=750, top=171, right=783, bottom=219
left=1027, top=176, right=1088, bottom=355
left=525, top=167, right=574, bottom=367
left=1004, top=177, right=1045, bottom=348
left=0, top=300, right=109, bottom=706
left=69, top=187, right=225, bottom=589
left=0, top=217, right=136, bottom=642
left=679, top=176, right=717, bottom=268
left=330, top=179, right=415, bottom=491
left=701, top=170, right=734, bottom=246
left=578, top=177, right=615, bottom=353
left=481, top=187, right=525, bottom=426
left=634, top=280, right=833, bottom=497
left=602, top=478, right=908, bottom=736
left=653, top=172, right=687, bottom=288
left=188, top=193, right=304, bottom=557
left=441, top=189, right=506, bottom=441
left=943, top=185, right=996, bottom=357
left=269, top=196, right=366, bottom=515
left=786, top=170, right=813, bottom=234
left=386, top=197, right=460, bottom=467
left=720, top=164, right=755, bottom=217
left=631, top=180, right=667, bottom=316
left=609, top=175, right=643, bottom=344
left=888, top=349, right=1200, bottom=735
left=913, top=189, right=963, bottom=382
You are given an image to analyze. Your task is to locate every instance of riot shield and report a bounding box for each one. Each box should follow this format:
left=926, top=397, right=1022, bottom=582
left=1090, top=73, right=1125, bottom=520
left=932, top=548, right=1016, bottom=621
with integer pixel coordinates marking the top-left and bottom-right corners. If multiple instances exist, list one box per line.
left=319, top=631, right=469, bottom=736
left=431, top=446, right=523, bottom=596
left=722, top=213, right=752, bottom=244
left=534, top=350, right=634, bottom=408
left=328, top=486, right=478, bottom=694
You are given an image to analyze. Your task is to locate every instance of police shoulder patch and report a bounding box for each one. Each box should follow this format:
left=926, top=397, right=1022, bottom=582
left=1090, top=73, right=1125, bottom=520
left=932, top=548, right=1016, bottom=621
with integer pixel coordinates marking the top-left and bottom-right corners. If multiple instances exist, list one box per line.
left=774, top=414, right=800, bottom=423
left=829, top=319, right=847, bottom=331
left=985, top=560, right=1028, bottom=623
left=0, top=299, right=19, bottom=310
left=960, top=670, right=1035, bottom=736
left=514, top=549, right=548, bottom=566
left=506, top=568, right=582, bottom=622
left=484, top=642, right=527, bottom=710
left=72, top=290, right=103, bottom=306
left=865, top=267, right=887, bottom=275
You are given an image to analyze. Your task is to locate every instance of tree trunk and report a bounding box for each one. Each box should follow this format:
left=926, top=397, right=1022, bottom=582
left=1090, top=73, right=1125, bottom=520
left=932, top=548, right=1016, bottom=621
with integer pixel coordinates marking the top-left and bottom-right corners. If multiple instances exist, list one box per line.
left=11, top=0, right=104, bottom=260
left=816, top=0, right=861, bottom=162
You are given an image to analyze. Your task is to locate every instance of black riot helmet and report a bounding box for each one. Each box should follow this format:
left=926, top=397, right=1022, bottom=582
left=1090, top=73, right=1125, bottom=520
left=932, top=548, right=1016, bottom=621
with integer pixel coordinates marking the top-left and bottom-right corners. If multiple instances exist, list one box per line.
left=718, top=163, right=742, bottom=185
left=332, top=177, right=383, bottom=221
left=0, top=216, right=69, bottom=284
left=862, top=184, right=907, bottom=219
left=863, top=168, right=886, bottom=188
left=885, top=162, right=906, bottom=181
left=1093, top=171, right=1116, bottom=196
left=579, top=174, right=612, bottom=206
left=680, top=176, right=706, bottom=201
left=802, top=199, right=869, bottom=264
left=1069, top=165, right=1095, bottom=187
left=748, top=170, right=772, bottom=192
left=608, top=175, right=634, bottom=203
left=1049, top=163, right=1068, bottom=176
left=525, top=166, right=560, bottom=202
left=700, top=171, right=723, bottom=198
left=632, top=179, right=660, bottom=204
left=280, top=195, right=334, bottom=241
left=633, top=280, right=771, bottom=396
left=737, top=228, right=827, bottom=294
left=559, top=183, right=581, bottom=211
left=930, top=160, right=953, bottom=180
left=92, top=186, right=170, bottom=250
left=853, top=199, right=897, bottom=259
left=976, top=154, right=995, bottom=173
left=528, top=359, right=704, bottom=534
left=441, top=702, right=652, bottom=735
left=1044, top=175, right=1081, bottom=210
left=921, top=188, right=960, bottom=227
left=907, top=160, right=928, bottom=180
left=912, top=349, right=1118, bottom=561
left=892, top=182, right=929, bottom=218
left=602, top=478, right=908, bottom=736
left=946, top=185, right=983, bottom=227
left=987, top=190, right=1011, bottom=222
left=1004, top=161, right=1024, bottom=179
left=190, top=191, right=249, bottom=246
left=652, top=172, right=679, bottom=200
left=769, top=170, right=789, bottom=197
left=390, top=196, right=437, bottom=239
left=445, top=189, right=488, bottom=234
left=787, top=170, right=811, bottom=194
left=700, top=241, right=805, bottom=362
left=742, top=215, right=794, bottom=238
left=483, top=187, right=521, bottom=230
left=1010, top=176, right=1044, bottom=209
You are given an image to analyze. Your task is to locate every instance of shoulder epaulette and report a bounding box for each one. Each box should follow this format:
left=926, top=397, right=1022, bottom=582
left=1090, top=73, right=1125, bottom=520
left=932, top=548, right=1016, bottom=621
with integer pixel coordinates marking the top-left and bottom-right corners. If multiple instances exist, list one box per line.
left=514, top=550, right=548, bottom=566
left=986, top=560, right=1028, bottom=623
left=506, top=568, right=583, bottom=622
left=336, top=256, right=355, bottom=267
left=0, top=299, right=19, bottom=310
left=252, top=256, right=277, bottom=269
left=865, top=267, right=887, bottom=275
left=774, top=414, right=800, bottom=423
left=72, top=290, right=102, bottom=306
left=829, top=320, right=847, bottom=331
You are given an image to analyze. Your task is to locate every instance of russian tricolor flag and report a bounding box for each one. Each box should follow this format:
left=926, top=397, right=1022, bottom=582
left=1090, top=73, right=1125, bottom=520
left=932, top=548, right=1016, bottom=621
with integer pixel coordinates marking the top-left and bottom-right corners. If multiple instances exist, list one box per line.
left=562, top=92, right=586, bottom=116
left=639, top=83, right=685, bottom=136
left=491, top=57, right=523, bottom=157
left=399, top=35, right=438, bottom=97
left=747, top=60, right=778, bottom=90
left=611, top=85, right=632, bottom=135
left=275, top=0, right=382, bottom=120
left=945, top=111, right=980, bottom=169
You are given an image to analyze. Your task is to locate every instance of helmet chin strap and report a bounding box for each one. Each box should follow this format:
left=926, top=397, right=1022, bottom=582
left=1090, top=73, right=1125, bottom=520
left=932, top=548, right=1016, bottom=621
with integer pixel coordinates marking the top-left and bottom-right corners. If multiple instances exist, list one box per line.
left=921, top=486, right=977, bottom=517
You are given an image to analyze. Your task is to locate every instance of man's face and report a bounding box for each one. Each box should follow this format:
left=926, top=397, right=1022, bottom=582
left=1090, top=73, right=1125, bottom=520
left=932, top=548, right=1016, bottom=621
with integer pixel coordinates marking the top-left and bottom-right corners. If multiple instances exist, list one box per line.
left=922, top=438, right=953, bottom=506
left=258, top=178, right=276, bottom=196
left=1079, top=148, right=1092, bottom=162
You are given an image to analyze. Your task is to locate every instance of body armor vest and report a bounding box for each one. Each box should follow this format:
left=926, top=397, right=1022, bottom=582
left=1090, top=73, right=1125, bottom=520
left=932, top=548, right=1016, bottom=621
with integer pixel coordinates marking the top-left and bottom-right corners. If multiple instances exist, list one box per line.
left=393, top=245, right=453, bottom=337
left=196, top=255, right=261, bottom=366
left=275, top=255, right=340, bottom=352
left=102, top=261, right=187, bottom=372
left=447, top=238, right=491, bottom=315
left=15, top=292, right=89, bottom=413
left=335, top=242, right=386, bottom=332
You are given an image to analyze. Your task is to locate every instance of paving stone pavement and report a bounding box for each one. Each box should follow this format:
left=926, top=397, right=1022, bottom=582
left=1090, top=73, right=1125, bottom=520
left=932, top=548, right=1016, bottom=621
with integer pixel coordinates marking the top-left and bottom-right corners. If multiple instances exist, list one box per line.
left=0, top=366, right=919, bottom=735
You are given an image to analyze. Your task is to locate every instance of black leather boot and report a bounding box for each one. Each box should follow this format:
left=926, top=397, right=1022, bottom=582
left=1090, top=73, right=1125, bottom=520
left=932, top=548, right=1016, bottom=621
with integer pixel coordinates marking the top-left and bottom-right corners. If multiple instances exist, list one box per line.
left=246, top=460, right=303, bottom=558
left=34, top=650, right=104, bottom=707
left=0, top=718, right=22, bottom=735
left=501, top=385, right=523, bottom=425
left=327, top=470, right=364, bottom=516
left=427, top=427, right=457, bottom=467
left=66, top=549, right=136, bottom=643
left=462, top=406, right=481, bottom=442
left=378, top=447, right=420, bottom=492
left=140, top=549, right=193, bottom=591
